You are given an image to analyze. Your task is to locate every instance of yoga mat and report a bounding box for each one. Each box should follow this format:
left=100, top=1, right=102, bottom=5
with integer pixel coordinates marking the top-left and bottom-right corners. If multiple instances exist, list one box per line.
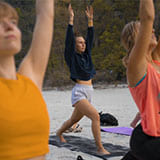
left=101, top=127, right=133, bottom=136
left=49, top=135, right=129, bottom=160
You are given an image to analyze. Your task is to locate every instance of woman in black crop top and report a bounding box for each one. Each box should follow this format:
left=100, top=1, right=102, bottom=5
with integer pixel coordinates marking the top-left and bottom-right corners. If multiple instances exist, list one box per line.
left=57, top=4, right=110, bottom=155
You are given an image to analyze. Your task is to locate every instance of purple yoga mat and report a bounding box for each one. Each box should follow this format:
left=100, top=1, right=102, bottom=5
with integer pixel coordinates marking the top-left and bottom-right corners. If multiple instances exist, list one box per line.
left=101, top=127, right=133, bottom=136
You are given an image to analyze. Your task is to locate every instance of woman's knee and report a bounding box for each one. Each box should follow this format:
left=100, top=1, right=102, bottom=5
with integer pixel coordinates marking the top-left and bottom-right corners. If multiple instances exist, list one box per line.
left=69, top=117, right=80, bottom=124
left=90, top=112, right=100, bottom=122
left=64, top=118, right=74, bottom=127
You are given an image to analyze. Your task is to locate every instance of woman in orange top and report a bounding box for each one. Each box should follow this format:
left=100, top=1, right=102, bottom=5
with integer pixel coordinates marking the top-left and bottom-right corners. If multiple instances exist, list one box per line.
left=121, top=0, right=160, bottom=160
left=0, top=1, right=54, bottom=160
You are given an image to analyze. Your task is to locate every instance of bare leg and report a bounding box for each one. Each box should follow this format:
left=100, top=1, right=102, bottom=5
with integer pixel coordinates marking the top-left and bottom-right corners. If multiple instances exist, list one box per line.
left=56, top=106, right=83, bottom=142
left=74, top=99, right=110, bottom=155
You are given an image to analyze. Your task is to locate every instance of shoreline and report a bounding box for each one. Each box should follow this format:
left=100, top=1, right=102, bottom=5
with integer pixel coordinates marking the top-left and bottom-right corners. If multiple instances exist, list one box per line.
left=43, top=82, right=128, bottom=91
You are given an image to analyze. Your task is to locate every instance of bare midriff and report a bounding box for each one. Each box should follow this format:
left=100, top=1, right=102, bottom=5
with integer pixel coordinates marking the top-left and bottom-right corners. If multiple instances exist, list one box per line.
left=76, top=79, right=92, bottom=85
left=25, top=155, right=45, bottom=160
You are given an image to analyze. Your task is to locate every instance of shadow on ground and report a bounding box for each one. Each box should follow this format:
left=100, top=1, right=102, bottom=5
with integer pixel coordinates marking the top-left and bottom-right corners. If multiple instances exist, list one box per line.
left=49, top=135, right=129, bottom=160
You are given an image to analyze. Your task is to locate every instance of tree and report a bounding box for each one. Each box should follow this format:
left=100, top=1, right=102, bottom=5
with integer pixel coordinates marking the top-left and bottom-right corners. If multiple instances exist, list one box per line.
left=5, top=0, right=160, bottom=87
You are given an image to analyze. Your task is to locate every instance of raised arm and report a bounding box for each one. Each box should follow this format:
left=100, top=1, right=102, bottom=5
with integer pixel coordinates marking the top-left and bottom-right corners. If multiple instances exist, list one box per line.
left=127, top=0, right=155, bottom=86
left=64, top=4, right=75, bottom=66
left=85, top=6, right=94, bottom=53
left=18, top=0, right=54, bottom=90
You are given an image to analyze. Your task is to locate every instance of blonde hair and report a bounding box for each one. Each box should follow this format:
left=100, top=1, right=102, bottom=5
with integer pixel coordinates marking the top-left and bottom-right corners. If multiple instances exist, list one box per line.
left=0, top=2, right=19, bottom=22
left=121, top=21, right=139, bottom=67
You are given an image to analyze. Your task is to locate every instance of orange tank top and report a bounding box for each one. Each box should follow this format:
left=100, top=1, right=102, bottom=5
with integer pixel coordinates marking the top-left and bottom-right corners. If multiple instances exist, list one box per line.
left=129, top=62, right=160, bottom=137
left=0, top=74, right=50, bottom=160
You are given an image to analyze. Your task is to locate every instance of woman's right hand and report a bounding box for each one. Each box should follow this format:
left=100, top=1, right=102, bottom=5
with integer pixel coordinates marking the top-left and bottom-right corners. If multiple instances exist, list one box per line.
left=68, top=4, right=74, bottom=18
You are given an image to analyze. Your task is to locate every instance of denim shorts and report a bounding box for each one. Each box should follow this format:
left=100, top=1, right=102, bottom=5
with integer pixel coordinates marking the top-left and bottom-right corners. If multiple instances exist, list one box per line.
left=71, top=83, right=94, bottom=106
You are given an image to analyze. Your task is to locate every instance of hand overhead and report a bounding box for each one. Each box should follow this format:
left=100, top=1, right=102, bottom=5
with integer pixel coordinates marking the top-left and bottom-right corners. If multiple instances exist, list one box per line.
left=85, top=6, right=93, bottom=20
left=68, top=3, right=74, bottom=18
left=68, top=4, right=74, bottom=25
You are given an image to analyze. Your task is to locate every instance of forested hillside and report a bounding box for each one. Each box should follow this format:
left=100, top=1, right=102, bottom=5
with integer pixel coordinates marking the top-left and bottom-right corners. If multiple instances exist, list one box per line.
left=5, top=0, right=160, bottom=87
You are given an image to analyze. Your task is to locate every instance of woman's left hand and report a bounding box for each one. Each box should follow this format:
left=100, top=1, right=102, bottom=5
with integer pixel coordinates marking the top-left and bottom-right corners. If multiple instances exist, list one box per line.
left=85, top=6, right=93, bottom=20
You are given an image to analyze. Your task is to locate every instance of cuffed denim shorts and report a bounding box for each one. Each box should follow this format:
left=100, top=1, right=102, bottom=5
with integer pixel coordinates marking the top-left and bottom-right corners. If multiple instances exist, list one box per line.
left=71, top=83, right=94, bottom=106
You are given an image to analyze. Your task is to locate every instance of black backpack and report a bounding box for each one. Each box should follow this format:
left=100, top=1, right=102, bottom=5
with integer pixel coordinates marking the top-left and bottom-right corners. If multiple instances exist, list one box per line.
left=99, top=111, right=118, bottom=126
left=77, top=155, right=84, bottom=160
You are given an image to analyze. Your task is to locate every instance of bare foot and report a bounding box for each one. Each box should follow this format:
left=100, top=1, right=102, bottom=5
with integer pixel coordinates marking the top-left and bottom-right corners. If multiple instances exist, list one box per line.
left=56, top=130, right=67, bottom=143
left=98, top=148, right=110, bottom=155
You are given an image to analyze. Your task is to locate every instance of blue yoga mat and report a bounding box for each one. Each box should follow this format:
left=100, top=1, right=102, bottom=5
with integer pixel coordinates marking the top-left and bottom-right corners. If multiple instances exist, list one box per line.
left=101, top=127, right=133, bottom=136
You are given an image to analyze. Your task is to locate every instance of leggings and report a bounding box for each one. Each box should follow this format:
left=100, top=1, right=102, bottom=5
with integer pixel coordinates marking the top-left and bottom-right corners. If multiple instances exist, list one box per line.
left=121, top=124, right=160, bottom=160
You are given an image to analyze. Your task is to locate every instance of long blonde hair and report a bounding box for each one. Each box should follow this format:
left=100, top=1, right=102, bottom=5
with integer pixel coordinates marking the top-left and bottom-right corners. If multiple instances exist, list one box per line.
left=121, top=21, right=139, bottom=67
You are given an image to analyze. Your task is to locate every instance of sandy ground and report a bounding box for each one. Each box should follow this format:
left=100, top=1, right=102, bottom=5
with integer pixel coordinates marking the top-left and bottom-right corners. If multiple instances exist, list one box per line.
left=43, top=85, right=138, bottom=160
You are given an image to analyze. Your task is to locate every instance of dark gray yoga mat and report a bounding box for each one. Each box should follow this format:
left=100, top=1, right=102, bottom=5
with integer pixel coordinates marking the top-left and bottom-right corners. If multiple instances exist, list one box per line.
left=49, top=135, right=129, bottom=160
